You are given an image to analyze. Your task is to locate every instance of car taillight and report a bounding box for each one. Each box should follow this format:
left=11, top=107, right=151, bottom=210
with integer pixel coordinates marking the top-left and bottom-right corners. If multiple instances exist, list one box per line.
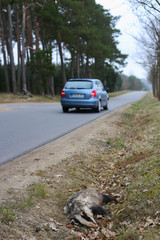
left=90, top=90, right=97, bottom=97
left=61, top=90, right=65, bottom=97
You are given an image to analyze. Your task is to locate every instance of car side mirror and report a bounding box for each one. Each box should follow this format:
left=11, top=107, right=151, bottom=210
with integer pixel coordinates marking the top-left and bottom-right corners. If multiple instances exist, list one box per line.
left=105, top=87, right=109, bottom=92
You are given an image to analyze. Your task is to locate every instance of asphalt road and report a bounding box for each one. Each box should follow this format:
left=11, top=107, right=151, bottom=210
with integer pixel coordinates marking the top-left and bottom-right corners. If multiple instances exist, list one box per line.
left=0, top=91, right=147, bottom=166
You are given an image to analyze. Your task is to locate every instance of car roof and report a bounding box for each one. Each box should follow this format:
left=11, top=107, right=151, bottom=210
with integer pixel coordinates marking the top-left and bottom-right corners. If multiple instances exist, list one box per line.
left=68, top=78, right=100, bottom=82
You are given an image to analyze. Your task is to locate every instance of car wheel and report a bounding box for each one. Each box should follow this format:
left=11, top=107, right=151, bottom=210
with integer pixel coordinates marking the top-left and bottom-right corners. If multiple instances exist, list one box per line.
left=103, top=102, right=108, bottom=110
left=63, top=107, right=69, bottom=113
left=95, top=100, right=101, bottom=113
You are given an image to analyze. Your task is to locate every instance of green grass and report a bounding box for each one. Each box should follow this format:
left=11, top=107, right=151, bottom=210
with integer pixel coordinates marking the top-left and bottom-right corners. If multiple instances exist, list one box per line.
left=0, top=208, right=17, bottom=224
left=28, top=183, right=47, bottom=198
left=35, top=169, right=47, bottom=177
left=17, top=196, right=35, bottom=210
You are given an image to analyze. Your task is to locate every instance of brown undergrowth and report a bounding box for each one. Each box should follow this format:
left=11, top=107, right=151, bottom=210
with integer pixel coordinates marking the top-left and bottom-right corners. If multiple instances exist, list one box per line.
left=0, top=91, right=129, bottom=104
left=0, top=93, right=60, bottom=103
left=0, top=93, right=160, bottom=240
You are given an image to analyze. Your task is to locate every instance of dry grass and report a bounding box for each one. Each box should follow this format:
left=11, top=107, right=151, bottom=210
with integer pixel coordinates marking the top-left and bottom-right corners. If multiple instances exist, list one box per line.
left=0, top=91, right=130, bottom=104
left=0, top=93, right=159, bottom=239
left=109, top=90, right=131, bottom=98
left=0, top=93, right=60, bottom=103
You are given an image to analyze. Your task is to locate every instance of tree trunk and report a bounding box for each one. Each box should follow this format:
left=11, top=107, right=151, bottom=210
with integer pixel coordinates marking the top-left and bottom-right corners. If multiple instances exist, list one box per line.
left=34, top=16, right=44, bottom=95
left=25, top=7, right=34, bottom=92
left=76, top=51, right=80, bottom=78
left=71, top=53, right=75, bottom=79
left=22, top=5, right=27, bottom=92
left=16, top=5, right=21, bottom=92
left=158, top=51, right=160, bottom=101
left=81, top=54, right=85, bottom=78
left=157, top=72, right=160, bottom=101
left=152, top=78, right=156, bottom=97
left=0, top=6, right=10, bottom=92
left=95, top=57, right=98, bottom=76
left=49, top=40, right=55, bottom=96
left=49, top=76, right=55, bottom=96
left=8, top=4, right=17, bottom=94
left=151, top=64, right=156, bottom=97
left=34, top=16, right=39, bottom=51
left=57, top=31, right=66, bottom=85
left=26, top=8, right=33, bottom=50
left=85, top=56, right=89, bottom=78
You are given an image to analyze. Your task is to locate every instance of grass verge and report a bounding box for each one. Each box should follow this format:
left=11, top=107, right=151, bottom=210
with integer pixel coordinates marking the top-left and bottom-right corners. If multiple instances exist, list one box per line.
left=0, top=91, right=130, bottom=104
left=0, top=93, right=159, bottom=240
left=0, top=93, right=60, bottom=103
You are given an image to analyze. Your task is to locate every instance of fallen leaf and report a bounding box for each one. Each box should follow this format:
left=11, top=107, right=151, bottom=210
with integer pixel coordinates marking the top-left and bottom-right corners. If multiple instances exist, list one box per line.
left=155, top=211, right=160, bottom=216
left=144, top=217, right=159, bottom=228
left=146, top=217, right=154, bottom=224
left=121, top=221, right=131, bottom=226
left=55, top=174, right=63, bottom=177
left=49, top=222, right=58, bottom=231
left=102, top=227, right=116, bottom=238
left=147, top=200, right=153, bottom=204
left=108, top=221, right=114, bottom=229
left=66, top=223, right=73, bottom=228
left=139, top=227, right=144, bottom=233
left=143, top=189, right=148, bottom=193
left=102, top=220, right=108, bottom=227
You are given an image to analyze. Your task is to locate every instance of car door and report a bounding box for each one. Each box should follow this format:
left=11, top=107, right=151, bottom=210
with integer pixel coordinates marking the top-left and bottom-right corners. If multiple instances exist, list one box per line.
left=98, top=81, right=107, bottom=106
left=95, top=81, right=102, bottom=100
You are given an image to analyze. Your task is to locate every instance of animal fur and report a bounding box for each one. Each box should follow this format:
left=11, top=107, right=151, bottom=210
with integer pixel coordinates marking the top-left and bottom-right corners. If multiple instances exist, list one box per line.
left=64, top=189, right=117, bottom=227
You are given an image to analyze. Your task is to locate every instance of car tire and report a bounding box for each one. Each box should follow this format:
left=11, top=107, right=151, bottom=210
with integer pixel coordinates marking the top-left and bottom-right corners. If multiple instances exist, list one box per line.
left=103, top=102, right=108, bottom=110
left=95, top=100, right=101, bottom=113
left=63, top=107, right=69, bottom=113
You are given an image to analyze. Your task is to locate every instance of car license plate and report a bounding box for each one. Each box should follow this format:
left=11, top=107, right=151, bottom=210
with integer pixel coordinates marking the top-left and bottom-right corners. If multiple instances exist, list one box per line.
left=71, top=94, right=84, bottom=98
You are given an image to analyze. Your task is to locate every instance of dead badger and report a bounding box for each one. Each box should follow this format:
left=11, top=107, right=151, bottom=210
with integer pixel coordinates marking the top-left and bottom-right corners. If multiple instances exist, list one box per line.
left=64, top=189, right=117, bottom=227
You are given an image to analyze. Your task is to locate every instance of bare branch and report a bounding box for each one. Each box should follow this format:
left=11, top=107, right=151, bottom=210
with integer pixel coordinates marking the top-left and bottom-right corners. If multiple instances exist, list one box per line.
left=35, top=2, right=43, bottom=7
left=129, top=0, right=160, bottom=13
left=155, top=0, right=160, bottom=6
left=25, top=46, right=36, bottom=51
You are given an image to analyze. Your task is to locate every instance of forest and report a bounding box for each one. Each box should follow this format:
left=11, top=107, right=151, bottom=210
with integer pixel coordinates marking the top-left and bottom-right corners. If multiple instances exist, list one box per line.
left=0, top=0, right=150, bottom=96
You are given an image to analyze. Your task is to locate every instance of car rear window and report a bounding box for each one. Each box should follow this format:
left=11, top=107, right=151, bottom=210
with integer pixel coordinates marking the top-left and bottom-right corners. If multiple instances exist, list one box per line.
left=65, top=81, right=92, bottom=89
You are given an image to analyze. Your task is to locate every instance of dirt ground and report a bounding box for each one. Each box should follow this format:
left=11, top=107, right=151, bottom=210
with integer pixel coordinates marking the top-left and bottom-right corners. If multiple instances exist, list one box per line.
left=0, top=106, right=125, bottom=204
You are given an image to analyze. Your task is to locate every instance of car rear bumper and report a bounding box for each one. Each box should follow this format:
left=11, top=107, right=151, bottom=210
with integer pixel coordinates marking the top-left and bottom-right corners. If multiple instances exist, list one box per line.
left=61, top=98, right=98, bottom=109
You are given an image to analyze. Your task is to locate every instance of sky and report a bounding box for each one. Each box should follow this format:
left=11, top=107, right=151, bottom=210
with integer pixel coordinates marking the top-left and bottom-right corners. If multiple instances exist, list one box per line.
left=96, top=0, right=147, bottom=79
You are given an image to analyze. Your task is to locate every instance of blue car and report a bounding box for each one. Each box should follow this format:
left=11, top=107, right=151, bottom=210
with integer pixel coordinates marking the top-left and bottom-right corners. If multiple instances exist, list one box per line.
left=61, top=78, right=109, bottom=113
